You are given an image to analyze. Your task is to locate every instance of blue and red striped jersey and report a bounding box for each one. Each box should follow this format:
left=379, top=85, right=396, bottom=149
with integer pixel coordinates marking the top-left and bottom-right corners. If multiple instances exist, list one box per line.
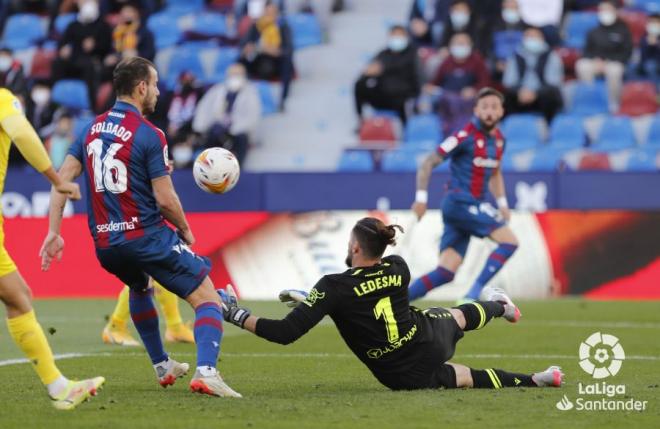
left=68, top=101, right=169, bottom=248
left=436, top=117, right=506, bottom=202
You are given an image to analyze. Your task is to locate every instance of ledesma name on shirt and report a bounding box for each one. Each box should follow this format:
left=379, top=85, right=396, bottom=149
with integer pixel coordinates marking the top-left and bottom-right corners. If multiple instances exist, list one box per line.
left=90, top=119, right=133, bottom=142
left=353, top=274, right=403, bottom=297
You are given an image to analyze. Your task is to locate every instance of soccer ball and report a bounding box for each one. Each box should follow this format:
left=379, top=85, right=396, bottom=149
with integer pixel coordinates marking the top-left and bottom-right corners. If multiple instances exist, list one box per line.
left=193, top=148, right=240, bottom=194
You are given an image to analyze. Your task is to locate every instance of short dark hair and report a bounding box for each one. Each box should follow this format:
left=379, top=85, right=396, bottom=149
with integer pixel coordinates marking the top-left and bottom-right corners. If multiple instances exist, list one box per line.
left=352, top=218, right=403, bottom=259
left=476, top=87, right=505, bottom=105
left=113, top=56, right=156, bottom=97
left=389, top=24, right=407, bottom=33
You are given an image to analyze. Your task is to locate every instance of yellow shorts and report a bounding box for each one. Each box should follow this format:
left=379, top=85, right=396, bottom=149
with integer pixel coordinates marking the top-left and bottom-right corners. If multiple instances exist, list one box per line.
left=0, top=225, right=18, bottom=277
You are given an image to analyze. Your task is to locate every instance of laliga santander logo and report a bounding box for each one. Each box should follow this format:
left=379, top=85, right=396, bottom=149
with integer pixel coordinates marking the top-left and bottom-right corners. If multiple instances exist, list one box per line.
left=579, top=332, right=625, bottom=379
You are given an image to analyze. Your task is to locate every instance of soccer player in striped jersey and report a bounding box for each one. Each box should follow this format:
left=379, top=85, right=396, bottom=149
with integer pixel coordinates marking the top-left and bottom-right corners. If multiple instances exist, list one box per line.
left=41, top=57, right=240, bottom=397
left=0, top=87, right=104, bottom=410
left=409, top=88, right=520, bottom=303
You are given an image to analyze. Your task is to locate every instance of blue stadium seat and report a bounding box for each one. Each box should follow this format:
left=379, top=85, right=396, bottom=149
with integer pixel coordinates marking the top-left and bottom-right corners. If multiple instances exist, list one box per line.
left=564, top=12, right=599, bottom=50
left=529, top=146, right=566, bottom=171
left=632, top=0, right=660, bottom=13
left=404, top=114, right=442, bottom=144
left=625, top=148, right=658, bottom=171
left=337, top=151, right=374, bottom=172
left=52, top=80, right=89, bottom=110
left=501, top=114, right=543, bottom=151
left=54, top=13, right=76, bottom=35
left=593, top=116, right=636, bottom=151
left=165, top=0, right=204, bottom=12
left=72, top=114, right=94, bottom=138
left=493, top=30, right=523, bottom=60
left=287, top=13, right=323, bottom=49
left=255, top=81, right=277, bottom=115
left=165, top=47, right=205, bottom=89
left=548, top=113, right=586, bottom=149
left=147, top=11, right=182, bottom=49
left=1, top=14, right=45, bottom=50
left=381, top=149, right=421, bottom=172
left=208, top=47, right=240, bottom=83
left=646, top=115, right=660, bottom=146
left=191, top=12, right=227, bottom=37
left=570, top=81, right=609, bottom=116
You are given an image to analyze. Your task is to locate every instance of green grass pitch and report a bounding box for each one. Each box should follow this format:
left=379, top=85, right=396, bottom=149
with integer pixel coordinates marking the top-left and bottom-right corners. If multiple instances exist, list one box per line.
left=0, top=299, right=658, bottom=429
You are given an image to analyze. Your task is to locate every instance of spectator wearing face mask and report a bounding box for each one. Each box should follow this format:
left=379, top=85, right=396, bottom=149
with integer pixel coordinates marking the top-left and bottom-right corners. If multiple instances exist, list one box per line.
left=45, top=113, right=74, bottom=170
left=490, top=0, right=527, bottom=77
left=408, top=0, right=450, bottom=47
left=439, top=1, right=486, bottom=56
left=53, top=0, right=114, bottom=111
left=517, top=0, right=562, bottom=46
left=575, top=0, right=632, bottom=112
left=0, top=47, right=26, bottom=101
left=503, top=26, right=563, bottom=122
left=25, top=81, right=58, bottom=137
left=354, top=25, right=420, bottom=125
left=192, top=64, right=262, bottom=165
left=638, top=13, right=660, bottom=87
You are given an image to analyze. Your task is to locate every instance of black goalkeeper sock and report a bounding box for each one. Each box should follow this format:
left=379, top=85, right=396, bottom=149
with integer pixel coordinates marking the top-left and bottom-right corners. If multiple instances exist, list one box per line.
left=470, top=368, right=536, bottom=388
left=454, top=301, right=504, bottom=331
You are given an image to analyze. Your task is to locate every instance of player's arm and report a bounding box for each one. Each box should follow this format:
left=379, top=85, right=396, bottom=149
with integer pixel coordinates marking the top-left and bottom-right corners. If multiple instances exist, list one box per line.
left=0, top=114, right=80, bottom=199
left=152, top=175, right=194, bottom=245
left=412, top=150, right=444, bottom=220
left=489, top=167, right=511, bottom=222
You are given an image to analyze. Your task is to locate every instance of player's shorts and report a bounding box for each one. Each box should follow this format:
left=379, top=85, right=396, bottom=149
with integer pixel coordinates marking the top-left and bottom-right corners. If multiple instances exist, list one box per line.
left=373, top=307, right=464, bottom=390
left=440, top=194, right=505, bottom=257
left=0, top=224, right=17, bottom=277
left=95, top=226, right=211, bottom=298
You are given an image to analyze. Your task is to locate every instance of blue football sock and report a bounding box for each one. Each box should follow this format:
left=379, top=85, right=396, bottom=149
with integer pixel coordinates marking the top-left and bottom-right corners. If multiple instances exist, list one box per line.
left=464, top=243, right=518, bottom=300
left=129, top=289, right=167, bottom=364
left=194, top=302, right=224, bottom=369
left=408, top=266, right=455, bottom=301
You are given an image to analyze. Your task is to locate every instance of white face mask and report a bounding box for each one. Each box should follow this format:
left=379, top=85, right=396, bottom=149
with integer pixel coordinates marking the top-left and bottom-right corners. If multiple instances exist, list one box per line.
left=388, top=36, right=408, bottom=52
left=0, top=55, right=12, bottom=72
left=502, top=9, right=520, bottom=24
left=79, top=1, right=100, bottom=24
left=450, top=44, right=471, bottom=60
left=523, top=37, right=547, bottom=54
left=647, top=22, right=660, bottom=36
left=598, top=10, right=617, bottom=26
left=226, top=75, right=245, bottom=91
left=450, top=11, right=470, bottom=29
left=31, top=88, right=51, bottom=106
left=248, top=0, right=265, bottom=19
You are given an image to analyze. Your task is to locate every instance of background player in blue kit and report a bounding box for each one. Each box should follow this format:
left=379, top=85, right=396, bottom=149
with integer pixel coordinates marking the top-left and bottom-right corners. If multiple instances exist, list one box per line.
left=409, top=88, right=520, bottom=306
left=40, top=57, right=241, bottom=398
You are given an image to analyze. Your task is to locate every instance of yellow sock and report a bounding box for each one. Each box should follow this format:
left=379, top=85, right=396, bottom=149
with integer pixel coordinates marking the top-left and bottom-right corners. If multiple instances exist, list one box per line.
left=109, top=286, right=131, bottom=327
left=154, top=282, right=183, bottom=328
left=6, top=310, right=62, bottom=385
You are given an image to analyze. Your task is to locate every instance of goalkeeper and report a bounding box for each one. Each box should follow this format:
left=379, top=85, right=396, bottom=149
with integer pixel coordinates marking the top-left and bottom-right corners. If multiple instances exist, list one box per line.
left=221, top=217, right=564, bottom=391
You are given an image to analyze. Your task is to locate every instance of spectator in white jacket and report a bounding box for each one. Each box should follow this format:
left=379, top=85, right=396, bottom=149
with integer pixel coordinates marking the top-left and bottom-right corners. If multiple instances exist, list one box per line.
left=193, top=63, right=262, bottom=164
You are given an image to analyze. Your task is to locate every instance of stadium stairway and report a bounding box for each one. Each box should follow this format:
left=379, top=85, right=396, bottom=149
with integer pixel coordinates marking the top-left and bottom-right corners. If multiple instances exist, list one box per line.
left=244, top=0, right=408, bottom=172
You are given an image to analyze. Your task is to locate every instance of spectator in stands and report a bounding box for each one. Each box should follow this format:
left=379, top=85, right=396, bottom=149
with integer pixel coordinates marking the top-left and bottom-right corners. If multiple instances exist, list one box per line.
left=240, top=0, right=294, bottom=111
left=110, top=3, right=155, bottom=61
left=0, top=47, right=27, bottom=101
left=503, top=26, right=563, bottom=122
left=166, top=71, right=203, bottom=148
left=490, top=0, right=527, bottom=76
left=46, top=113, right=74, bottom=170
left=439, top=1, right=486, bottom=56
left=427, top=32, right=489, bottom=134
left=638, top=13, right=660, bottom=87
left=52, top=0, right=113, bottom=111
left=354, top=25, right=420, bottom=125
left=517, top=0, right=562, bottom=46
left=408, top=0, right=449, bottom=47
left=26, top=81, right=58, bottom=137
left=576, top=0, right=633, bottom=112
left=193, top=64, right=262, bottom=165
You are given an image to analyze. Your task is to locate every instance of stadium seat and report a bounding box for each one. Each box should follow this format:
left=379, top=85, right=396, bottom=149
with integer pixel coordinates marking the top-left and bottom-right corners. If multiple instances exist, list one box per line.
left=54, top=13, right=76, bottom=36
left=404, top=114, right=442, bottom=144
left=493, top=30, right=523, bottom=60
left=190, top=12, right=227, bottom=37
left=593, top=116, right=636, bottom=151
left=52, top=79, right=89, bottom=110
left=255, top=81, right=277, bottom=115
left=337, top=151, right=374, bottom=172
left=165, top=0, right=204, bottom=12
left=570, top=81, right=609, bottom=116
left=646, top=115, right=660, bottom=146
left=29, top=49, right=56, bottom=80
left=95, top=82, right=114, bottom=113
left=556, top=47, right=580, bottom=80
left=619, top=81, right=658, bottom=117
left=1, top=14, right=46, bottom=50
left=501, top=114, right=543, bottom=151
left=381, top=149, right=420, bottom=172
left=147, top=12, right=182, bottom=49
left=287, top=13, right=323, bottom=49
left=208, top=47, right=240, bottom=82
left=632, top=0, right=660, bottom=13
left=359, top=117, right=397, bottom=143
left=529, top=146, right=566, bottom=171
left=578, top=152, right=612, bottom=171
left=563, top=12, right=599, bottom=50
left=165, top=47, right=205, bottom=89
left=620, top=10, right=648, bottom=46
left=72, top=113, right=94, bottom=138
left=548, top=113, right=586, bottom=149
left=625, top=148, right=658, bottom=171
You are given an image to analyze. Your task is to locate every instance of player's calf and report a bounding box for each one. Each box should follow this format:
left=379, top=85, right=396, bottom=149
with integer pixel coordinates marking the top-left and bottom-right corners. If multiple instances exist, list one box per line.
left=453, top=300, right=505, bottom=331
left=469, top=366, right=564, bottom=388
left=408, top=266, right=455, bottom=301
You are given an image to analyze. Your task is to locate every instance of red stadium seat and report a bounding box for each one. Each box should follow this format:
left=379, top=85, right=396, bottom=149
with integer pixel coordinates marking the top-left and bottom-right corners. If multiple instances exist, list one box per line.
left=620, top=10, right=648, bottom=46
left=556, top=47, right=580, bottom=81
left=359, top=117, right=397, bottom=145
left=578, top=152, right=612, bottom=171
left=96, top=82, right=114, bottom=113
left=619, top=81, right=658, bottom=117
left=29, top=49, right=56, bottom=80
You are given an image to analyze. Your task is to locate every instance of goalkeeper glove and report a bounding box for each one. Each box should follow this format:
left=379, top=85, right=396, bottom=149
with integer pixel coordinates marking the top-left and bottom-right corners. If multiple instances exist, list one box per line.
left=218, top=284, right=251, bottom=328
left=278, top=289, right=308, bottom=308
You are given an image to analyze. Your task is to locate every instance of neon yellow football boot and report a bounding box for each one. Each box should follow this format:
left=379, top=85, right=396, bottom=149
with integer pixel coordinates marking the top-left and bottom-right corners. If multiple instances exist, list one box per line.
left=51, top=377, right=105, bottom=411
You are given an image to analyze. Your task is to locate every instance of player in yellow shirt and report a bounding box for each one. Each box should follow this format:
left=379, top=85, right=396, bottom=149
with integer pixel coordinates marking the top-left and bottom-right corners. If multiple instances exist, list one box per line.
left=103, top=282, right=195, bottom=346
left=0, top=88, right=104, bottom=410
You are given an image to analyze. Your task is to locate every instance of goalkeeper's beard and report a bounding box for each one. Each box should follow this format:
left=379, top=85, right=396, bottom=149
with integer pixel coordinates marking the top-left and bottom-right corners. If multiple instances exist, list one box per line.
left=345, top=252, right=353, bottom=268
